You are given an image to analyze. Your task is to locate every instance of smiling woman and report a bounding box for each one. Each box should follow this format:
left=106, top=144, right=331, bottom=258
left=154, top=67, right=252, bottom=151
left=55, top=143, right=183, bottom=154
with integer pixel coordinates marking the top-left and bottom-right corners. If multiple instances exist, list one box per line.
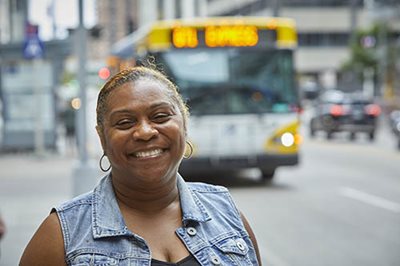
left=19, top=65, right=262, bottom=266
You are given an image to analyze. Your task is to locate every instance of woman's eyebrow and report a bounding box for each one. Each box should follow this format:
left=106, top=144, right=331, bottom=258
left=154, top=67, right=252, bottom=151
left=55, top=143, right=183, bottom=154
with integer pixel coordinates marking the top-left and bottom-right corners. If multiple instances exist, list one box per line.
left=149, top=101, right=174, bottom=109
left=109, top=102, right=174, bottom=117
left=109, top=109, right=132, bottom=118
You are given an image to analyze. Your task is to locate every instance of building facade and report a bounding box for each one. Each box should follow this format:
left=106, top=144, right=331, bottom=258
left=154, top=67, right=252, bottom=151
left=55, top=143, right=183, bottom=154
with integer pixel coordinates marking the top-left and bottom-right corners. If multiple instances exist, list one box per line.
left=91, top=0, right=399, bottom=96
left=206, top=0, right=399, bottom=94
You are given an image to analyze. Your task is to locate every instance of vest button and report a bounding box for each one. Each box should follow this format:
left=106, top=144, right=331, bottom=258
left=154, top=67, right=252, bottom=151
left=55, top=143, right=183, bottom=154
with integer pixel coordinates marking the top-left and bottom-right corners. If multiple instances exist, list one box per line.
left=236, top=241, right=246, bottom=251
left=186, top=227, right=197, bottom=236
left=210, top=255, right=221, bottom=265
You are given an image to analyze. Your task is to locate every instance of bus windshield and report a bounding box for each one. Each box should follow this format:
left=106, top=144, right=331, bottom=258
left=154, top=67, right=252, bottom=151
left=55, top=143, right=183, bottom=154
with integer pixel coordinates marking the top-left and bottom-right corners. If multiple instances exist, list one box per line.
left=154, top=48, right=296, bottom=115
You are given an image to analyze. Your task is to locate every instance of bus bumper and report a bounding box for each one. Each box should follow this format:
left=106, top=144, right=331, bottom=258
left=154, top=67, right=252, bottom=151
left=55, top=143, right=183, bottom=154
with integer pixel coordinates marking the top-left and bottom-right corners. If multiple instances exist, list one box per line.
left=179, top=153, right=299, bottom=172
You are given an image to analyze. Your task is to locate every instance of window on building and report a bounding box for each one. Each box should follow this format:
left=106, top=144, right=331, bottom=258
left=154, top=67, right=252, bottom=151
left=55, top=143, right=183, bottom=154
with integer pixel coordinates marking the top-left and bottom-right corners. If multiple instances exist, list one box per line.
left=298, top=32, right=350, bottom=47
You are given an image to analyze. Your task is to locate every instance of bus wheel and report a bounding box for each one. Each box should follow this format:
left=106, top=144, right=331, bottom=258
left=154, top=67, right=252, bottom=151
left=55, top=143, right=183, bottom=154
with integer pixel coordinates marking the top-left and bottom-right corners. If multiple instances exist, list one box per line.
left=261, top=168, right=275, bottom=182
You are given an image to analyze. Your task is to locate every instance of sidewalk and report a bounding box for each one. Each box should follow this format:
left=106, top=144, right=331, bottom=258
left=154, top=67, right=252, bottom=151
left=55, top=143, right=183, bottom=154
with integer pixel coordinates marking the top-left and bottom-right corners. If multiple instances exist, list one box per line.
left=0, top=153, right=101, bottom=266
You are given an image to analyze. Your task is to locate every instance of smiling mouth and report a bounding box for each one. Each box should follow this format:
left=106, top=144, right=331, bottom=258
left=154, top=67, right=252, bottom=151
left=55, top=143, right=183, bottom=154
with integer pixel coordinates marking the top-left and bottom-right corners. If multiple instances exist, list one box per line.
left=133, top=149, right=164, bottom=158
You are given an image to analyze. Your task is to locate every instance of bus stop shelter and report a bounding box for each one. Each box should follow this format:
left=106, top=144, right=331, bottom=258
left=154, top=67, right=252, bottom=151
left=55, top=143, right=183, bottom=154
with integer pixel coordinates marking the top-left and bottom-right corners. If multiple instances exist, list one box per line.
left=0, top=38, right=71, bottom=151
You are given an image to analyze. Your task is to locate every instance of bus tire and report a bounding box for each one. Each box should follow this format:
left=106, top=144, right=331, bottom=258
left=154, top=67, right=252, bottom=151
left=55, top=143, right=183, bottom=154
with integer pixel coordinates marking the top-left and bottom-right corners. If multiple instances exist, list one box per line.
left=261, top=168, right=275, bottom=182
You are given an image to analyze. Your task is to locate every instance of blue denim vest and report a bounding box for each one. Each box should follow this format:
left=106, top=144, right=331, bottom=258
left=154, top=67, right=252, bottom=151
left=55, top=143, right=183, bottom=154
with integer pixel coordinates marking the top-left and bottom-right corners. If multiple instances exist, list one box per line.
left=55, top=174, right=260, bottom=266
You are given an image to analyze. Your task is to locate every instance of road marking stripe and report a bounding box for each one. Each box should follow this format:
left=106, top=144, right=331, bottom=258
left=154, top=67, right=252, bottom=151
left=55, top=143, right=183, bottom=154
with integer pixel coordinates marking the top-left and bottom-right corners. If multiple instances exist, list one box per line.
left=339, top=187, right=400, bottom=213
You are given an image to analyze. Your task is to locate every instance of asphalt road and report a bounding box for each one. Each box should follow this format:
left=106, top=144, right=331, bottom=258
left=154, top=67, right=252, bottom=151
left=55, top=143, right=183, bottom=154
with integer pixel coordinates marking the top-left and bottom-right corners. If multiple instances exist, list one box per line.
left=227, top=124, right=400, bottom=266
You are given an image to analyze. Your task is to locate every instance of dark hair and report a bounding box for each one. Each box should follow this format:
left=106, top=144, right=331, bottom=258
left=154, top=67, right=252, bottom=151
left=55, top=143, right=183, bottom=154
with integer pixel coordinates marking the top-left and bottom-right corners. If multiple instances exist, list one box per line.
left=96, top=66, right=189, bottom=131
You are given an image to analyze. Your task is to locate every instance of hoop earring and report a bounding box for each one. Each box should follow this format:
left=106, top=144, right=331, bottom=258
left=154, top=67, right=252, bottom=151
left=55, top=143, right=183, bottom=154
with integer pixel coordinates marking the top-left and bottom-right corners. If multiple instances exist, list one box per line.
left=183, top=141, right=193, bottom=159
left=99, top=153, right=111, bottom=172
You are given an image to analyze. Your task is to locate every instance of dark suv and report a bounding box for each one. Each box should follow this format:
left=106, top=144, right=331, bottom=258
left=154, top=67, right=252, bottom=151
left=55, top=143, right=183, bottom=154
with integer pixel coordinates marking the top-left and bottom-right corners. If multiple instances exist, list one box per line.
left=309, top=90, right=381, bottom=140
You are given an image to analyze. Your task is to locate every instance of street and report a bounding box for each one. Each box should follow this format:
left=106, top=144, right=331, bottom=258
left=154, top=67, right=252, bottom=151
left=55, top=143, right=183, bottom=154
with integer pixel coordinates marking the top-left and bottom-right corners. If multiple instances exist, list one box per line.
left=230, top=121, right=400, bottom=266
left=0, top=119, right=399, bottom=266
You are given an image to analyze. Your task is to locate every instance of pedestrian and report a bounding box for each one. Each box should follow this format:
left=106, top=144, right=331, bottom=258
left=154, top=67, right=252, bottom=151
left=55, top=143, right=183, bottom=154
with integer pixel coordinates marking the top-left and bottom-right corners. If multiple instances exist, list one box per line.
left=60, top=101, right=77, bottom=155
left=20, top=65, right=261, bottom=265
left=63, top=103, right=76, bottom=144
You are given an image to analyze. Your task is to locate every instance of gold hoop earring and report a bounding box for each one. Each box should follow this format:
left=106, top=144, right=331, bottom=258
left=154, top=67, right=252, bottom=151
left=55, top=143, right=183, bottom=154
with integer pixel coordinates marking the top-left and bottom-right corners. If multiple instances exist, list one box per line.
left=183, top=141, right=193, bottom=159
left=99, top=153, right=111, bottom=172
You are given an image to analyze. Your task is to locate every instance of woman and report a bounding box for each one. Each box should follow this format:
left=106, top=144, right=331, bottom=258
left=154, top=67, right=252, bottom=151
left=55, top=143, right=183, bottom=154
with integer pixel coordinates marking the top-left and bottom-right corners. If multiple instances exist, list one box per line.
left=20, top=66, right=261, bottom=265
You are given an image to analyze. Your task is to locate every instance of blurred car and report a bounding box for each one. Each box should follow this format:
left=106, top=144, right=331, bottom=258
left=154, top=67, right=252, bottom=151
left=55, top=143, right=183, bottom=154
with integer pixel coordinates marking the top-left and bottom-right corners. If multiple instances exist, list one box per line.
left=309, top=90, right=381, bottom=140
left=389, top=110, right=400, bottom=150
left=301, top=85, right=320, bottom=100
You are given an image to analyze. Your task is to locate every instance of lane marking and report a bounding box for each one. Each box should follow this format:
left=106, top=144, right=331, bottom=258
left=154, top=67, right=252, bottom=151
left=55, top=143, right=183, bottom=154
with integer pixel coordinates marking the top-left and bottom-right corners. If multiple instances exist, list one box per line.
left=339, top=187, right=400, bottom=213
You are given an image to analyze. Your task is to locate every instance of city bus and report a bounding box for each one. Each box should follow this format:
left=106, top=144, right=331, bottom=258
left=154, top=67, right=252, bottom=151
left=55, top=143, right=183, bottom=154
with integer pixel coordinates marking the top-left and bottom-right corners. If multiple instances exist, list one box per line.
left=108, top=16, right=301, bottom=181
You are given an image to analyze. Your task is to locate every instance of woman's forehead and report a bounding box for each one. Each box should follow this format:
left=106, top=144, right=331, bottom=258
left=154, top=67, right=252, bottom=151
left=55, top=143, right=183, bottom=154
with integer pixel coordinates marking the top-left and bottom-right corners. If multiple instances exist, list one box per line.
left=105, top=79, right=173, bottom=109
left=113, top=79, right=169, bottom=97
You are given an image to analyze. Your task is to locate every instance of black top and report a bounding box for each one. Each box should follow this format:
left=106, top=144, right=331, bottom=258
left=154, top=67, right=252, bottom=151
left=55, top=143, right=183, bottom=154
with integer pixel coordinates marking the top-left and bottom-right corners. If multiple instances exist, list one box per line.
left=151, top=254, right=201, bottom=266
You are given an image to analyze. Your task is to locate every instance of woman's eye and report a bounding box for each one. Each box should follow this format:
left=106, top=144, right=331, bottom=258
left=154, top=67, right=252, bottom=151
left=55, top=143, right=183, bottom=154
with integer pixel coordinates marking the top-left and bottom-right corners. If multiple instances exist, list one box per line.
left=116, top=119, right=134, bottom=129
left=153, top=113, right=171, bottom=122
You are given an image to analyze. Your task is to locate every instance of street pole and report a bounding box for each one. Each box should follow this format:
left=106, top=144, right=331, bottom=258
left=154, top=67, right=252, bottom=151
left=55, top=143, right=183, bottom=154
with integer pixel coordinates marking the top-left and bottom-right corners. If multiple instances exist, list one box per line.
left=34, top=58, right=45, bottom=157
left=72, top=0, right=101, bottom=197
left=23, top=23, right=46, bottom=157
left=77, top=0, right=88, bottom=164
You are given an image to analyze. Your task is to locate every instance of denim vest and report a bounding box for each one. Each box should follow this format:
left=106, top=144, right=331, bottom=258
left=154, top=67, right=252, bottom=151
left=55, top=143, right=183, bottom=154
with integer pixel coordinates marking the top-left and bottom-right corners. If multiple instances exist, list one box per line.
left=55, top=174, right=260, bottom=266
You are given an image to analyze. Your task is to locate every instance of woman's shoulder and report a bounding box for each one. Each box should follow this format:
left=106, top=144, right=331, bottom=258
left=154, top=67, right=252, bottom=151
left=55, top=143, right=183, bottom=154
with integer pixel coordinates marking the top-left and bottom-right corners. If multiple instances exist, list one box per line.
left=55, top=190, right=94, bottom=212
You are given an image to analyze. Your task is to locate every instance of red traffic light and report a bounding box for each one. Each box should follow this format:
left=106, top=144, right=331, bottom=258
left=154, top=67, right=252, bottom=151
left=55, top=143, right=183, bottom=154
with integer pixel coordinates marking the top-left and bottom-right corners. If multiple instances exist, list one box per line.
left=98, top=67, right=111, bottom=80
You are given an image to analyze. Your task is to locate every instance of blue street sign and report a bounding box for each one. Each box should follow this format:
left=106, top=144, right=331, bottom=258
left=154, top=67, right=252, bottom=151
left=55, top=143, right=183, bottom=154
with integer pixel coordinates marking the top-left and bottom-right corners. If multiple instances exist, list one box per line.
left=23, top=36, right=44, bottom=59
left=23, top=23, right=44, bottom=59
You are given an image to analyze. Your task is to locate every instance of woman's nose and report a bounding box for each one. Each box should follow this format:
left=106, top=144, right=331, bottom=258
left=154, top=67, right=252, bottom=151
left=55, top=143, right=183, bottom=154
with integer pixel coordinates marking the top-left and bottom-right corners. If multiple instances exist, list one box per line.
left=132, top=121, right=158, bottom=141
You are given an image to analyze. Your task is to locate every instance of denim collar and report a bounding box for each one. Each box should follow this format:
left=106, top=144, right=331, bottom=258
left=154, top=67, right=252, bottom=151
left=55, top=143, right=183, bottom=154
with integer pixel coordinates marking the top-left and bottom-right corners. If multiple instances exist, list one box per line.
left=92, top=174, right=211, bottom=238
left=177, top=173, right=211, bottom=225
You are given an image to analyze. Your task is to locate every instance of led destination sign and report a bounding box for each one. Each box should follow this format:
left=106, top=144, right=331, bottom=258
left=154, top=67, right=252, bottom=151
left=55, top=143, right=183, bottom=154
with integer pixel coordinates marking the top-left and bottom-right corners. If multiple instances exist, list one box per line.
left=205, top=25, right=258, bottom=47
left=172, top=25, right=275, bottom=48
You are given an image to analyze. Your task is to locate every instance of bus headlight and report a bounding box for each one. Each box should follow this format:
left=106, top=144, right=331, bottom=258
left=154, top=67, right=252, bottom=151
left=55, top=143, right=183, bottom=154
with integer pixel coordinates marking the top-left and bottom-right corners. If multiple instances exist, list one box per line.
left=264, top=120, right=302, bottom=153
left=281, top=132, right=295, bottom=147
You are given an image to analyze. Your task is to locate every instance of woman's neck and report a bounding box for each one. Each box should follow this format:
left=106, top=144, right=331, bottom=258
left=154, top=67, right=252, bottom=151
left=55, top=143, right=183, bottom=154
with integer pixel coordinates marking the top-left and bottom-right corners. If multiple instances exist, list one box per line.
left=111, top=172, right=180, bottom=215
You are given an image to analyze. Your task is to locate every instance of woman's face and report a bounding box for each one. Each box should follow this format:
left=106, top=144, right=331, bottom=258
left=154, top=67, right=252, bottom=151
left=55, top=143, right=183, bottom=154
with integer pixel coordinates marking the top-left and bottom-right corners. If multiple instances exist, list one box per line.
left=97, top=79, right=186, bottom=185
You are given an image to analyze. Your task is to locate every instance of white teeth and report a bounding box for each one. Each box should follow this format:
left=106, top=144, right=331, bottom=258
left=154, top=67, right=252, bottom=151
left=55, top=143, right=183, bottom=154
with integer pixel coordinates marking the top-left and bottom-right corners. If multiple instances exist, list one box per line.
left=134, top=149, right=163, bottom=158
